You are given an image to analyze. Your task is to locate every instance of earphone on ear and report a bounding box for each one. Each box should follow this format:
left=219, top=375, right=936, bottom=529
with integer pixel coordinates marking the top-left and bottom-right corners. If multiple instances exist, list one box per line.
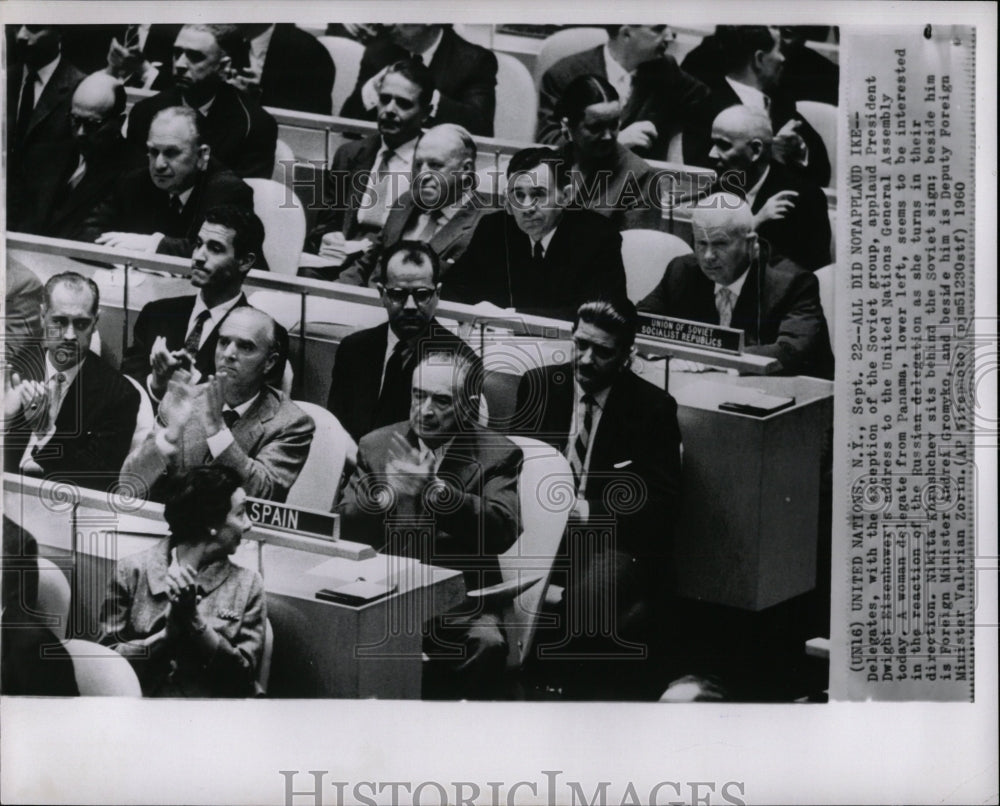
left=209, top=529, right=218, bottom=536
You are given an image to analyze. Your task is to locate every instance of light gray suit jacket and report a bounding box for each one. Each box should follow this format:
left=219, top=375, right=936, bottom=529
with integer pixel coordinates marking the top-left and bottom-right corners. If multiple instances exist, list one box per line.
left=121, top=386, right=315, bottom=502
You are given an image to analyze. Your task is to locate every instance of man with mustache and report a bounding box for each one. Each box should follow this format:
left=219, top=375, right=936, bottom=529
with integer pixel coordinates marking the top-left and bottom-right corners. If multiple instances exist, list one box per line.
left=125, top=24, right=277, bottom=179
left=3, top=272, right=139, bottom=493
left=120, top=307, right=314, bottom=503
left=303, top=59, right=434, bottom=273
left=326, top=240, right=479, bottom=444
left=120, top=206, right=285, bottom=407
left=82, top=106, right=254, bottom=257
left=6, top=25, right=85, bottom=233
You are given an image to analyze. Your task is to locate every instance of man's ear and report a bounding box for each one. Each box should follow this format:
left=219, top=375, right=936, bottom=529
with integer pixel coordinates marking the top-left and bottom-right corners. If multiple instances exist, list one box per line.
left=197, top=143, right=211, bottom=170
left=238, top=252, right=256, bottom=273
left=749, top=137, right=766, bottom=161
left=554, top=183, right=573, bottom=206
left=264, top=350, right=278, bottom=378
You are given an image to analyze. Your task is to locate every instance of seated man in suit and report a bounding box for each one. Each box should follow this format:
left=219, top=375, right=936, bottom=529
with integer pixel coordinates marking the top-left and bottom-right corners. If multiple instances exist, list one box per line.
left=3, top=272, right=139, bottom=492
left=638, top=192, right=834, bottom=379
left=328, top=240, right=480, bottom=444
left=537, top=24, right=710, bottom=161
left=443, top=147, right=627, bottom=321
left=228, top=24, right=335, bottom=115
left=337, top=123, right=493, bottom=286
left=7, top=25, right=85, bottom=234
left=121, top=307, right=314, bottom=503
left=341, top=24, right=498, bottom=136
left=83, top=106, right=254, bottom=257
left=710, top=105, right=830, bottom=270
left=515, top=298, right=682, bottom=699
left=303, top=59, right=434, bottom=265
left=338, top=350, right=522, bottom=698
left=120, top=205, right=284, bottom=405
left=682, top=25, right=831, bottom=188
left=24, top=71, right=133, bottom=240
left=125, top=24, right=277, bottom=178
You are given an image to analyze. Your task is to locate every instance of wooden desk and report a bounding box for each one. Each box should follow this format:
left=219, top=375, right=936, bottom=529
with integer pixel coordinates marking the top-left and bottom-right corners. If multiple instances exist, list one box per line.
left=3, top=474, right=465, bottom=698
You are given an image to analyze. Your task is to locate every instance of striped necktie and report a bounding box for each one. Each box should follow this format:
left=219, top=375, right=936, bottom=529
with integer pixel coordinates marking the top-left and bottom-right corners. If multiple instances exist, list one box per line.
left=715, top=287, right=735, bottom=328
left=566, top=393, right=595, bottom=491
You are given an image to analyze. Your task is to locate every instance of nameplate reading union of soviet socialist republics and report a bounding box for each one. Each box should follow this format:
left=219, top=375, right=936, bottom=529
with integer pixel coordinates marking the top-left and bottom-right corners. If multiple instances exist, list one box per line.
left=247, top=497, right=340, bottom=540
left=637, top=313, right=745, bottom=354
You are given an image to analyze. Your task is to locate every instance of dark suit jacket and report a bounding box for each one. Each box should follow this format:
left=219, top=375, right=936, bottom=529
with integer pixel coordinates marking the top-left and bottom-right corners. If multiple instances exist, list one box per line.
left=716, top=161, right=830, bottom=271
left=121, top=385, right=314, bottom=503
left=81, top=159, right=254, bottom=257
left=120, top=293, right=287, bottom=400
left=444, top=209, right=628, bottom=321
left=684, top=77, right=832, bottom=188
left=126, top=83, right=278, bottom=178
left=26, top=137, right=135, bottom=240
left=515, top=364, right=682, bottom=563
left=341, top=28, right=498, bottom=136
left=257, top=24, right=335, bottom=115
left=565, top=143, right=663, bottom=231
left=537, top=45, right=711, bottom=161
left=304, top=134, right=384, bottom=251
left=637, top=253, right=834, bottom=379
left=337, top=190, right=497, bottom=286
left=4, top=349, right=140, bottom=492
left=6, top=56, right=86, bottom=233
left=326, top=320, right=481, bottom=444
left=338, top=421, right=522, bottom=590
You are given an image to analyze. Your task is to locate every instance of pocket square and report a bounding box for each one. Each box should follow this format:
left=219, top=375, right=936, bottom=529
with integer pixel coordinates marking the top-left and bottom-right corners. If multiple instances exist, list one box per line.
left=613, top=460, right=633, bottom=469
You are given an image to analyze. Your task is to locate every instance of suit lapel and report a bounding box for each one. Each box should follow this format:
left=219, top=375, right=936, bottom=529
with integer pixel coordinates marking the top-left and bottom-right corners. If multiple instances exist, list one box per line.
left=731, top=260, right=763, bottom=341
left=345, top=135, right=382, bottom=235
left=429, top=201, right=480, bottom=255
left=25, top=59, right=73, bottom=140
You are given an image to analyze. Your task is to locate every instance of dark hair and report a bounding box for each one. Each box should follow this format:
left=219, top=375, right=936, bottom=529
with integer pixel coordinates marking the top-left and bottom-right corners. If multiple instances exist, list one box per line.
left=44, top=272, right=99, bottom=315
left=574, top=298, right=639, bottom=350
left=383, top=58, right=436, bottom=110
left=379, top=240, right=441, bottom=285
left=556, top=74, right=620, bottom=126
left=714, top=25, right=778, bottom=73
left=149, top=105, right=206, bottom=146
left=506, top=146, right=570, bottom=190
left=202, top=205, right=265, bottom=261
left=164, top=465, right=243, bottom=547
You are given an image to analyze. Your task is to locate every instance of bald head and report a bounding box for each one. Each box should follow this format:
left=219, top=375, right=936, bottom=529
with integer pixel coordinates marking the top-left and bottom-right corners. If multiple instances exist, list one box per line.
left=709, top=104, right=772, bottom=183
left=70, top=71, right=126, bottom=154
left=690, top=193, right=757, bottom=286
left=412, top=123, right=476, bottom=209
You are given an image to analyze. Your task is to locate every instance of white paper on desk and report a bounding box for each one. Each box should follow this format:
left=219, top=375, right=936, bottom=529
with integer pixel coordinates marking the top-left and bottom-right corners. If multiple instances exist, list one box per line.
left=306, top=553, right=420, bottom=589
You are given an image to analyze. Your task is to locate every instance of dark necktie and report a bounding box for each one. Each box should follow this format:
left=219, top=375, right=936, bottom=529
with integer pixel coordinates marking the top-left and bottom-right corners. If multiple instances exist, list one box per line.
left=411, top=53, right=425, bottom=66
left=375, top=342, right=412, bottom=427
left=532, top=240, right=545, bottom=262
left=183, top=309, right=212, bottom=355
left=222, top=409, right=240, bottom=429
left=373, top=150, right=394, bottom=184
left=169, top=194, right=184, bottom=218
left=567, top=393, right=595, bottom=490
left=15, top=69, right=38, bottom=148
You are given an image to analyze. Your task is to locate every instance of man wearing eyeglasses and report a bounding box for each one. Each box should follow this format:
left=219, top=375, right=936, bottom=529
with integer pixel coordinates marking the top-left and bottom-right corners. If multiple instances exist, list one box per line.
left=326, top=240, right=480, bottom=444
left=514, top=298, right=682, bottom=698
left=19, top=71, right=133, bottom=240
left=3, top=272, right=139, bottom=493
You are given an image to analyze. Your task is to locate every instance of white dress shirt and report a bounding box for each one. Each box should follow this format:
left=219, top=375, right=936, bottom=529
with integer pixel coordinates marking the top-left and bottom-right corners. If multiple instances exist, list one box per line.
left=603, top=44, right=633, bottom=108
left=19, top=354, right=82, bottom=472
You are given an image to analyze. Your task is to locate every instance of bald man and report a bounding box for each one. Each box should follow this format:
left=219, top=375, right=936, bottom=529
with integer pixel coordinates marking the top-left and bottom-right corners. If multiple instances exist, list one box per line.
left=12, top=71, right=130, bottom=238
left=335, top=123, right=495, bottom=286
left=638, top=193, right=833, bottom=379
left=710, top=105, right=831, bottom=271
left=120, top=306, right=315, bottom=502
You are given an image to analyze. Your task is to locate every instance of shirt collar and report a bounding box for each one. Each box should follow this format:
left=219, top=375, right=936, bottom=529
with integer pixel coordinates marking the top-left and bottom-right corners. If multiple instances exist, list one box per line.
left=725, top=77, right=769, bottom=111
left=744, top=163, right=770, bottom=208
left=174, top=185, right=195, bottom=207
left=603, top=42, right=632, bottom=86
left=574, top=378, right=612, bottom=410
left=191, top=291, right=243, bottom=322
left=432, top=189, right=472, bottom=224
left=378, top=135, right=419, bottom=168
left=226, top=390, right=261, bottom=418
left=534, top=227, right=557, bottom=256
left=44, top=352, right=82, bottom=388
left=415, top=28, right=445, bottom=66
left=30, top=54, right=61, bottom=88
left=417, top=435, right=454, bottom=467
left=714, top=266, right=752, bottom=300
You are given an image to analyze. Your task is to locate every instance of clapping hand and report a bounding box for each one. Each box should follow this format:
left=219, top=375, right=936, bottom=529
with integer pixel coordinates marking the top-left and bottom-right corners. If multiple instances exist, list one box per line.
left=773, top=119, right=808, bottom=167
left=3, top=372, right=51, bottom=432
left=165, top=561, right=203, bottom=638
left=158, top=369, right=197, bottom=446
left=95, top=231, right=162, bottom=252
left=618, top=120, right=659, bottom=151
left=385, top=432, right=435, bottom=498
left=198, top=374, right=227, bottom=437
left=150, top=336, right=193, bottom=397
